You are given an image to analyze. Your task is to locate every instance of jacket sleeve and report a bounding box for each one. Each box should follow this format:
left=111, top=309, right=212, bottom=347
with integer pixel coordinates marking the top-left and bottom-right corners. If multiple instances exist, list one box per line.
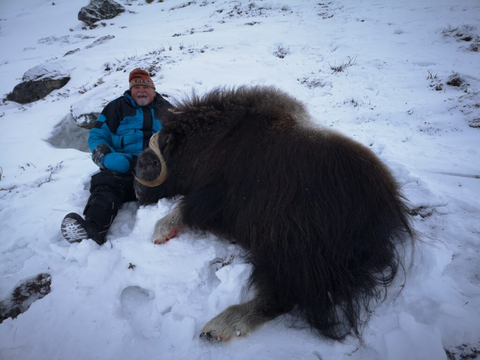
left=88, top=113, right=114, bottom=153
left=88, top=100, right=120, bottom=168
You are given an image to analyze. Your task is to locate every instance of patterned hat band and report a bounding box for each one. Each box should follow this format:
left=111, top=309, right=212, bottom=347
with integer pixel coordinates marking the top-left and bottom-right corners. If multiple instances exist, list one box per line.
left=129, top=78, right=155, bottom=90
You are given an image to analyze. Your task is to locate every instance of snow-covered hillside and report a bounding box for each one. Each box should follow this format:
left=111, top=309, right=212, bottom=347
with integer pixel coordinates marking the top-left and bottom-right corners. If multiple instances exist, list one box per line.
left=0, top=1, right=479, bottom=359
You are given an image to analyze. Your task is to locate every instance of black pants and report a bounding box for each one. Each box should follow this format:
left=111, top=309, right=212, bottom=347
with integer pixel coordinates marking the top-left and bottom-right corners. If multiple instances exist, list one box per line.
left=83, top=170, right=136, bottom=242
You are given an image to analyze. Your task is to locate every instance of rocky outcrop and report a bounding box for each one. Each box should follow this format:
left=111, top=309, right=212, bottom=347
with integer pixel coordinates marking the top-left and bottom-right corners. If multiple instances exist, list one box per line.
left=6, top=63, right=71, bottom=104
left=70, top=89, right=108, bottom=129
left=78, top=0, right=125, bottom=26
left=71, top=108, right=101, bottom=129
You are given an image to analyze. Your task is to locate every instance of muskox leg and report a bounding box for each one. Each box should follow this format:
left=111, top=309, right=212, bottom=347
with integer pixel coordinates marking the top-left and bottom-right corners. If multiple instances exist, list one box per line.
left=200, top=294, right=287, bottom=342
left=151, top=205, right=184, bottom=244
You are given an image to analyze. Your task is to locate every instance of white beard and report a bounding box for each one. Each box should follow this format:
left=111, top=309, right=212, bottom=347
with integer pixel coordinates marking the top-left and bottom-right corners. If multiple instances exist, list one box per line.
left=135, top=93, right=151, bottom=106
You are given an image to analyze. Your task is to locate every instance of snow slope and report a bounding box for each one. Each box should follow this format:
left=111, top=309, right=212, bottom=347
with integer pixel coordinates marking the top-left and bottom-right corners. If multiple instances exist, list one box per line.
left=0, top=0, right=479, bottom=359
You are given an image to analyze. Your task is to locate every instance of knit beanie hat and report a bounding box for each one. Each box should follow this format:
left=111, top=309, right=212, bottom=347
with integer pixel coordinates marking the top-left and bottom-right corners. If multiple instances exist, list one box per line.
left=129, top=68, right=155, bottom=90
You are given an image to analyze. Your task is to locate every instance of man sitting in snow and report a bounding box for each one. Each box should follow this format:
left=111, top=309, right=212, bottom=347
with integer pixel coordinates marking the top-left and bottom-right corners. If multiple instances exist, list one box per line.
left=61, top=68, right=172, bottom=245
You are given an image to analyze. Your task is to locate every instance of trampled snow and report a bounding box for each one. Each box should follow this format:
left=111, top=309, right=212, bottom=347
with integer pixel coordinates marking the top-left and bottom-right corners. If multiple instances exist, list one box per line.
left=0, top=0, right=479, bottom=359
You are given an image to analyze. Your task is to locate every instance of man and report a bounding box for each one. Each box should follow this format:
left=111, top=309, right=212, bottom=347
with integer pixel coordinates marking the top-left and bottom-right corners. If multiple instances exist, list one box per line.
left=61, top=68, right=172, bottom=245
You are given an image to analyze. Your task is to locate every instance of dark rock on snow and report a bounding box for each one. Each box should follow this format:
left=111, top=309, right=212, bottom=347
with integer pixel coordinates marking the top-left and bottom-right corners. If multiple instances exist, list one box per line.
left=6, top=63, right=71, bottom=104
left=78, top=0, right=125, bottom=26
left=0, top=274, right=51, bottom=324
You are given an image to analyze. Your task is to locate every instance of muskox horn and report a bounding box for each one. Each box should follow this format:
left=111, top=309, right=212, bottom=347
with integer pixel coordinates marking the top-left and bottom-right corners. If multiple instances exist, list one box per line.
left=134, top=133, right=168, bottom=187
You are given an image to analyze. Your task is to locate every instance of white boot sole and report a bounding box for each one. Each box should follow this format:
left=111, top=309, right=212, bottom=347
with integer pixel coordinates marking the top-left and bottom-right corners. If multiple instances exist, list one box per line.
left=61, top=217, right=88, bottom=243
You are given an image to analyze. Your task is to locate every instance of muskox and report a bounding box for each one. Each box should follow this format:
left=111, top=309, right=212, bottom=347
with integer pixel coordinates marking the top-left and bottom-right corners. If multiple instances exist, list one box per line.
left=134, top=86, right=413, bottom=341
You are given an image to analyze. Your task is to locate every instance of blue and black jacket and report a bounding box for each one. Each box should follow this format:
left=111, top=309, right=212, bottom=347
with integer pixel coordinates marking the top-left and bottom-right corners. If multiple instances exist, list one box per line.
left=88, top=91, right=172, bottom=158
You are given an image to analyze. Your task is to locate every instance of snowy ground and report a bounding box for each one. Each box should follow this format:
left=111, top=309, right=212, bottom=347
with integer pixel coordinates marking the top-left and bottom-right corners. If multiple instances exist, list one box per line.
left=0, top=0, right=479, bottom=359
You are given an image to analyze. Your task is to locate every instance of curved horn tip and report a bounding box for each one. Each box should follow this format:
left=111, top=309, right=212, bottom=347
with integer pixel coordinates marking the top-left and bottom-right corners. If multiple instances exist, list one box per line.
left=134, top=175, right=166, bottom=188
left=135, top=134, right=169, bottom=187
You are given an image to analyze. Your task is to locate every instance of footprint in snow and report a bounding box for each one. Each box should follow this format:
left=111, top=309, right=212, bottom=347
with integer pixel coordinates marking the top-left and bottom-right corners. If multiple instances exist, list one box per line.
left=120, top=286, right=158, bottom=337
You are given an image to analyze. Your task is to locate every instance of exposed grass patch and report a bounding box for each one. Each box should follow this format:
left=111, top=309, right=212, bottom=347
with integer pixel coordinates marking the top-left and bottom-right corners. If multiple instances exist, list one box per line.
left=273, top=45, right=290, bottom=59
left=329, top=56, right=357, bottom=73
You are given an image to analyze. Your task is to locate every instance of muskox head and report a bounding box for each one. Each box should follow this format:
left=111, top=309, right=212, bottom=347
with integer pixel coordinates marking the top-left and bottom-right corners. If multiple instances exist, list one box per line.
left=134, top=133, right=168, bottom=188
left=134, top=130, right=177, bottom=206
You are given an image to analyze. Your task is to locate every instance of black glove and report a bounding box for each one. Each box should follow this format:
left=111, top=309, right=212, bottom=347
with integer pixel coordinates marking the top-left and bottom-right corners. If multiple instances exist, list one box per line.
left=92, top=144, right=112, bottom=169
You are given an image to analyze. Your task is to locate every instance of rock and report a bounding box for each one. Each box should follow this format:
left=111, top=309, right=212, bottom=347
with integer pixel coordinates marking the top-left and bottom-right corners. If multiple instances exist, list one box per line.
left=6, top=62, right=71, bottom=104
left=78, top=0, right=125, bottom=26
left=71, top=109, right=101, bottom=129
left=0, top=274, right=51, bottom=324
left=70, top=89, right=109, bottom=129
left=71, top=99, right=102, bottom=129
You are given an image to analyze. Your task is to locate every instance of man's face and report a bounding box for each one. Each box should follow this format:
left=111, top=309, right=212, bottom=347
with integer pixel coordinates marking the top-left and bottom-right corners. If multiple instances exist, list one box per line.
left=131, top=85, right=155, bottom=106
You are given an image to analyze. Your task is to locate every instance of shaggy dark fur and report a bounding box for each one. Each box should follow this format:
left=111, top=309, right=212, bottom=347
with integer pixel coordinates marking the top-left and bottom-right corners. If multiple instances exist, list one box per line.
left=135, top=86, right=413, bottom=340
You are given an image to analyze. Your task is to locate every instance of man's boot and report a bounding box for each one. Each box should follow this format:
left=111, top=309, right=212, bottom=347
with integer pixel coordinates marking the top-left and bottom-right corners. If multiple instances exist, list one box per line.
left=61, top=170, right=131, bottom=245
left=61, top=212, right=104, bottom=245
left=61, top=191, right=118, bottom=245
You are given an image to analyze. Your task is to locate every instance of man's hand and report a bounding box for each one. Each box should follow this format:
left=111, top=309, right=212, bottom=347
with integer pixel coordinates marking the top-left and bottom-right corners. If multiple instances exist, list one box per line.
left=92, top=144, right=133, bottom=173
left=103, top=153, right=133, bottom=173
left=92, top=144, right=111, bottom=168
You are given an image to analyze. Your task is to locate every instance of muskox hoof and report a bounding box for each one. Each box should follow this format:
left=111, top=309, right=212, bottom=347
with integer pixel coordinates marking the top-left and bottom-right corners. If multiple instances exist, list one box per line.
left=153, top=228, right=180, bottom=245
left=151, top=206, right=184, bottom=244
left=200, top=303, right=260, bottom=342
left=199, top=331, right=231, bottom=342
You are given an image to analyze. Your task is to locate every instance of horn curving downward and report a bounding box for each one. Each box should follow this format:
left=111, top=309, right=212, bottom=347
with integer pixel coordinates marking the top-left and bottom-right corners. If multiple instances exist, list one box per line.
left=134, top=133, right=169, bottom=187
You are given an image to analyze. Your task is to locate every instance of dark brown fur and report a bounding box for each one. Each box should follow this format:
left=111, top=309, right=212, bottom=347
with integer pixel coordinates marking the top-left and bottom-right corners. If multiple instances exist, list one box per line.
left=135, top=86, right=413, bottom=340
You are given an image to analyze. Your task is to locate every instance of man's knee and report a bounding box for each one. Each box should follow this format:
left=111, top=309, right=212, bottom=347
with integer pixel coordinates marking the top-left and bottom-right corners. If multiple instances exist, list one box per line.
left=89, top=170, right=134, bottom=198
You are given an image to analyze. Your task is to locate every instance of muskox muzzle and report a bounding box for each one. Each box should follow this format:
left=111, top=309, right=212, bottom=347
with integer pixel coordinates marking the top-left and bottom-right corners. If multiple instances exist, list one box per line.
left=134, top=133, right=168, bottom=187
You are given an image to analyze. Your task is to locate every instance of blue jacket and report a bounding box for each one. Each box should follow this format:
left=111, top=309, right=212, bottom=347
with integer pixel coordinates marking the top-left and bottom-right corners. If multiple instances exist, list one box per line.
left=88, top=91, right=172, bottom=157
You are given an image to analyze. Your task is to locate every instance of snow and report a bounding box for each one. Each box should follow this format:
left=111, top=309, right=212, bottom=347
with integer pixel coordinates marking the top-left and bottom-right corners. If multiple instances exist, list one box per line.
left=0, top=0, right=479, bottom=359
left=22, top=62, right=71, bottom=82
